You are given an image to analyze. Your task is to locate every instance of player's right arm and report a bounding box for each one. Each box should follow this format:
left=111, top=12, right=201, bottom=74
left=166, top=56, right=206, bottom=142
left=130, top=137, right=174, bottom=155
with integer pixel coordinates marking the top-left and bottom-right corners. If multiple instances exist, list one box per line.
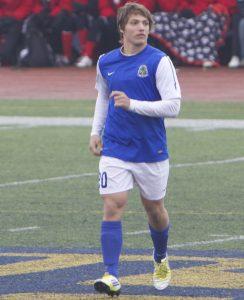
left=89, top=135, right=103, bottom=156
left=89, top=60, right=109, bottom=156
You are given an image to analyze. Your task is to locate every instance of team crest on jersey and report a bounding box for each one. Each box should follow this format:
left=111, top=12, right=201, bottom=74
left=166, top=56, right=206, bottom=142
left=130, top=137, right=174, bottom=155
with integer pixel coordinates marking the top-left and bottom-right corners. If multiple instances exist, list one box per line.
left=137, top=65, right=148, bottom=78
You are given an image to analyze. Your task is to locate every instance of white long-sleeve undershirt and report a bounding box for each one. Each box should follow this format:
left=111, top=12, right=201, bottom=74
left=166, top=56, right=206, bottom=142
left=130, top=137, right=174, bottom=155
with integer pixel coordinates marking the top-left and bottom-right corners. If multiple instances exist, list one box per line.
left=129, top=98, right=181, bottom=118
left=91, top=62, right=109, bottom=136
left=91, top=55, right=181, bottom=136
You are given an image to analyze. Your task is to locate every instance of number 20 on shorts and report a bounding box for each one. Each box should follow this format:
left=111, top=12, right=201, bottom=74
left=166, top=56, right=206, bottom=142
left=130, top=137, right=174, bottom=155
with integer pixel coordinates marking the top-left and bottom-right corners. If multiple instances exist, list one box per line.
left=99, top=172, right=107, bottom=188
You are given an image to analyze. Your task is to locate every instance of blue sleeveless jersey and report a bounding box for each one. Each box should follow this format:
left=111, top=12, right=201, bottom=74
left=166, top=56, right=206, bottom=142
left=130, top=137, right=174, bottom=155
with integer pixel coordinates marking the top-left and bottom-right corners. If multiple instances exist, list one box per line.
left=99, top=45, right=168, bottom=163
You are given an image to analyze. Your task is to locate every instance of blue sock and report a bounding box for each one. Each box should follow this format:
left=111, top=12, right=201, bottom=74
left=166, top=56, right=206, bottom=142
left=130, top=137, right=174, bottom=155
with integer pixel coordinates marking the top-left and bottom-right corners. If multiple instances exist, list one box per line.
left=149, top=224, right=169, bottom=263
left=101, top=221, right=122, bottom=278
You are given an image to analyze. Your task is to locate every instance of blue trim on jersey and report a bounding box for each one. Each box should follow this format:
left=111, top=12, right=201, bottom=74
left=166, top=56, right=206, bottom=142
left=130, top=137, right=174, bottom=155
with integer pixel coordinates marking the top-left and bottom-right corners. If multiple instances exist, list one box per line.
left=99, top=45, right=169, bottom=163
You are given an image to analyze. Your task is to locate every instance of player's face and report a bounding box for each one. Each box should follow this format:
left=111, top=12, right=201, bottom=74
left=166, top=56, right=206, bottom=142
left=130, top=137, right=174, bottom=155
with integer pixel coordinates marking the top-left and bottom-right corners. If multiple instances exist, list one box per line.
left=122, top=14, right=150, bottom=48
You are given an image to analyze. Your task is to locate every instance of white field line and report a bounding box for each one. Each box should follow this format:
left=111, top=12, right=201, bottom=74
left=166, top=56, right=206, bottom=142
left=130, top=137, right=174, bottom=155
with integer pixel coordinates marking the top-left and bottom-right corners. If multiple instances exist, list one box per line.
left=166, top=119, right=244, bottom=130
left=0, top=157, right=243, bottom=189
left=7, top=226, right=40, bottom=232
left=1, top=116, right=244, bottom=130
left=0, top=173, right=97, bottom=188
left=125, top=230, right=149, bottom=235
left=172, top=157, right=244, bottom=168
left=210, top=234, right=232, bottom=237
left=124, top=231, right=244, bottom=248
left=169, top=235, right=244, bottom=249
left=0, top=116, right=92, bottom=127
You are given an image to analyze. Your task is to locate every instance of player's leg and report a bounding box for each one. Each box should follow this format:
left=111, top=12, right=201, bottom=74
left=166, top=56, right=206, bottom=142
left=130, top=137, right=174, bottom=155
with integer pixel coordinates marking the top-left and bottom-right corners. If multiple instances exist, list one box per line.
left=94, top=192, right=127, bottom=296
left=141, top=196, right=169, bottom=259
left=101, top=191, right=128, bottom=278
left=141, top=196, right=171, bottom=290
left=134, top=159, right=171, bottom=290
left=94, top=157, right=133, bottom=296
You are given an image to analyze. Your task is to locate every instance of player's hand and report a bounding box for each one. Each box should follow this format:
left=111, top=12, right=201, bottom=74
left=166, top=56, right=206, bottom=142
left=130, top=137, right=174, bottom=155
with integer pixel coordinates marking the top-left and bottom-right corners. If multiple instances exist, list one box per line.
left=110, top=91, right=130, bottom=110
left=89, top=135, right=102, bottom=156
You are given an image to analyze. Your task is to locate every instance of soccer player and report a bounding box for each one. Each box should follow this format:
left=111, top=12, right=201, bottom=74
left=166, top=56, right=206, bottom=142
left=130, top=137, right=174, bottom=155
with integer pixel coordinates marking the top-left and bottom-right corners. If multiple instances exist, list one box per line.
left=89, top=2, right=181, bottom=296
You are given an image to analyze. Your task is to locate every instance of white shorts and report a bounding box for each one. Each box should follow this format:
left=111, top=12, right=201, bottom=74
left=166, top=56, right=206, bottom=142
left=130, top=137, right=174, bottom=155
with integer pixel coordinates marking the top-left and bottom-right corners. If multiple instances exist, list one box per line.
left=99, top=156, right=169, bottom=200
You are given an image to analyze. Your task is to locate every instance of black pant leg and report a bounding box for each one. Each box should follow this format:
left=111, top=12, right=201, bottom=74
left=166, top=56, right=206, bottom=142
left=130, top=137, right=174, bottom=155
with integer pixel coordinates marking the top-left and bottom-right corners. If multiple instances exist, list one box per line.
left=88, top=17, right=119, bottom=52
left=0, top=21, right=22, bottom=65
left=231, top=13, right=241, bottom=57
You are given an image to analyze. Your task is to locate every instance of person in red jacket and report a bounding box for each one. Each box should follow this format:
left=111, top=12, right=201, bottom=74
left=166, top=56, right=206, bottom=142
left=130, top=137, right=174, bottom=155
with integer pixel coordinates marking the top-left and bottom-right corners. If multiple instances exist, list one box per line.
left=207, top=0, right=237, bottom=16
left=156, top=0, right=178, bottom=13
left=177, top=0, right=236, bottom=17
left=177, top=0, right=209, bottom=17
left=29, top=0, right=74, bottom=65
left=72, top=0, right=98, bottom=63
left=0, top=0, right=32, bottom=65
left=76, top=0, right=125, bottom=68
left=131, top=0, right=157, bottom=12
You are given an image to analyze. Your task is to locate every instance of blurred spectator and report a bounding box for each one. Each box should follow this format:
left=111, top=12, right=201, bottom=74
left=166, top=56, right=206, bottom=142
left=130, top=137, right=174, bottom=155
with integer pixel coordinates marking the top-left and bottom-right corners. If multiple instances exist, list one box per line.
left=0, top=0, right=32, bottom=65
left=72, top=0, right=98, bottom=62
left=130, top=0, right=157, bottom=12
left=76, top=0, right=124, bottom=68
left=228, top=0, right=244, bottom=67
left=178, top=0, right=208, bottom=17
left=177, top=0, right=236, bottom=17
left=209, top=0, right=237, bottom=16
left=0, top=0, right=239, bottom=68
left=156, top=0, right=178, bottom=13
left=30, top=0, right=74, bottom=65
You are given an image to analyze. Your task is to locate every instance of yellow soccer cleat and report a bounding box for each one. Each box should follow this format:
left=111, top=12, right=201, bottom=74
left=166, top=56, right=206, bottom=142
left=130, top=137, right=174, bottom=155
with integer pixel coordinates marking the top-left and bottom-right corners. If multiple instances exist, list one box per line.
left=153, top=256, right=171, bottom=290
left=94, top=273, right=121, bottom=297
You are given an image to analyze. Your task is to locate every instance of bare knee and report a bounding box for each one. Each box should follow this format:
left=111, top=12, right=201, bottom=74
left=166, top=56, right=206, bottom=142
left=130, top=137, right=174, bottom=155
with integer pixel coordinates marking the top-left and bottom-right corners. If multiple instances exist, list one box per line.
left=143, top=198, right=165, bottom=216
left=141, top=197, right=169, bottom=230
left=102, top=192, right=128, bottom=221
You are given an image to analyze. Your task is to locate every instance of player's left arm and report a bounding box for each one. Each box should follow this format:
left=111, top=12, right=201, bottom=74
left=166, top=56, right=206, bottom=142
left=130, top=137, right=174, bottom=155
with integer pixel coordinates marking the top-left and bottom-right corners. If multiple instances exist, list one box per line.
left=112, top=56, right=181, bottom=118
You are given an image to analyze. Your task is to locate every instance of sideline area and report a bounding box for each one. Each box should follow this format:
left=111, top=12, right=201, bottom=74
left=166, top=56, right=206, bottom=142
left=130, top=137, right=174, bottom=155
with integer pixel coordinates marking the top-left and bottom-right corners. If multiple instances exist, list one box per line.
left=0, top=67, right=244, bottom=102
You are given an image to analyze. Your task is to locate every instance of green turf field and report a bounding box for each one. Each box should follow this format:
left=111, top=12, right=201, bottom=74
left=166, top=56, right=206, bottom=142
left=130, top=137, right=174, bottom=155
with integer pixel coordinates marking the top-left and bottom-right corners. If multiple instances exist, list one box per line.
left=1, top=99, right=244, bottom=119
left=0, top=100, right=243, bottom=251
